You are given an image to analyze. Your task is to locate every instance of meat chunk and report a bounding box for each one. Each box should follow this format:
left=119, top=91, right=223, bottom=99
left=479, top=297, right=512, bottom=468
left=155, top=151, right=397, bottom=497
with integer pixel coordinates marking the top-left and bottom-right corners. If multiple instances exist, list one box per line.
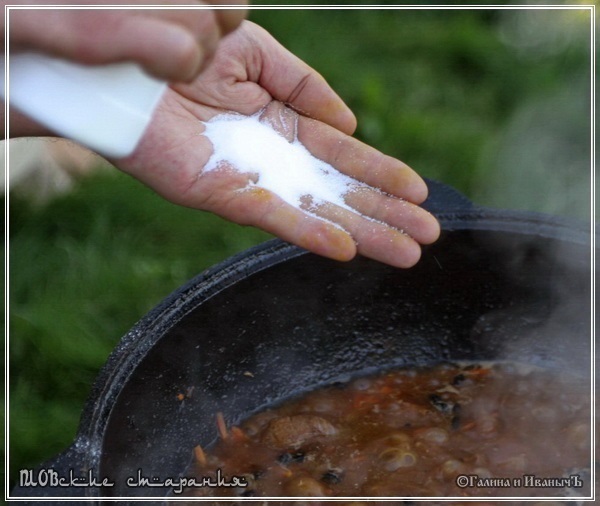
left=261, top=414, right=337, bottom=449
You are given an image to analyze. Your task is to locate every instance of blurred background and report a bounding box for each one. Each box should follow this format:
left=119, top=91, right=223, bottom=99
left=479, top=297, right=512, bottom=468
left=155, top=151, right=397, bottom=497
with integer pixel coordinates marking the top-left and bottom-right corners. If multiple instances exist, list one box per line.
left=7, top=4, right=592, bottom=486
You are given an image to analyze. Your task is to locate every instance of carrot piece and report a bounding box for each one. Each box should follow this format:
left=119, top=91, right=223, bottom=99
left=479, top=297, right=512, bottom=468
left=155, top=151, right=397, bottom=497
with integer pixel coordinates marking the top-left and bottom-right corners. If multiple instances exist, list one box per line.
left=193, top=445, right=207, bottom=466
left=230, top=426, right=249, bottom=442
left=216, top=412, right=229, bottom=440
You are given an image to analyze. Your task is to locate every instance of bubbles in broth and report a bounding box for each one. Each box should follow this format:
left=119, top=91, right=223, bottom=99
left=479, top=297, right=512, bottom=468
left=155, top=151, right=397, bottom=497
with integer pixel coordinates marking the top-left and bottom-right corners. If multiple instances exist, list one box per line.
left=180, top=362, right=591, bottom=502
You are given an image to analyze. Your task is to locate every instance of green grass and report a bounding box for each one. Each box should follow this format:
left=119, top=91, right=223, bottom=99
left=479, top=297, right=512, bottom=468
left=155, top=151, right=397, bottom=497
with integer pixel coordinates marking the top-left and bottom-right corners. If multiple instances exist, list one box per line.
left=9, top=172, right=271, bottom=476
left=8, top=7, right=591, bottom=487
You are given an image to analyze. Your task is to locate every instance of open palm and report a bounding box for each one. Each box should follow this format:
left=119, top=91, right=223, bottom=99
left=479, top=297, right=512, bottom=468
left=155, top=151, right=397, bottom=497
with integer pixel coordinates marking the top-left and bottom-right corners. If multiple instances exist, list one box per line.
left=118, top=21, right=440, bottom=268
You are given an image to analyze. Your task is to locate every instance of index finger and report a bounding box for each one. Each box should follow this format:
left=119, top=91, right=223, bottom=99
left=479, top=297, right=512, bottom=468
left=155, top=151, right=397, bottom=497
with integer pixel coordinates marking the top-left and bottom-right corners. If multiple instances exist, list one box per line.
left=297, top=115, right=430, bottom=204
left=247, top=22, right=357, bottom=136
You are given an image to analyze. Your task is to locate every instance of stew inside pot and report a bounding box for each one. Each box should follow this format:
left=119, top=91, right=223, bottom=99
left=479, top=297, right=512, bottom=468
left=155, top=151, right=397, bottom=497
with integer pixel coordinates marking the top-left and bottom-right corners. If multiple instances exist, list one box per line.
left=181, top=362, right=591, bottom=501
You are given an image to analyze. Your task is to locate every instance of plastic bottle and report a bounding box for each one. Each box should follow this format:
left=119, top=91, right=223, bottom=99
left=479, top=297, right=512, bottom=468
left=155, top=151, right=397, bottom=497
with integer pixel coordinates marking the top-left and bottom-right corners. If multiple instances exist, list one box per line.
left=1, top=52, right=167, bottom=158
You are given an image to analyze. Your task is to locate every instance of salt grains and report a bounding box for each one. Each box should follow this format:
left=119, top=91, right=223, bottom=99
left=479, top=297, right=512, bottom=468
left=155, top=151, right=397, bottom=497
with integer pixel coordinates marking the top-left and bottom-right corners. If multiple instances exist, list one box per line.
left=201, top=111, right=359, bottom=212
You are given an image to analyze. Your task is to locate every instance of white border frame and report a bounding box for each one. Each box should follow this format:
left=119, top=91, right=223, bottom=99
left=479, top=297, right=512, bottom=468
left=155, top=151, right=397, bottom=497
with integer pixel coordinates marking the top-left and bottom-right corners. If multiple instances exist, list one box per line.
left=3, top=3, right=596, bottom=502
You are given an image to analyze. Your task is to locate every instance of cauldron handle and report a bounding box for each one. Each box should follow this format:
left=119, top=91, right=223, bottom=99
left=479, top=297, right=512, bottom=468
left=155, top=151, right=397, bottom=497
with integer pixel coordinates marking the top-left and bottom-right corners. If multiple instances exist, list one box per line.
left=421, top=178, right=474, bottom=214
left=421, top=178, right=589, bottom=244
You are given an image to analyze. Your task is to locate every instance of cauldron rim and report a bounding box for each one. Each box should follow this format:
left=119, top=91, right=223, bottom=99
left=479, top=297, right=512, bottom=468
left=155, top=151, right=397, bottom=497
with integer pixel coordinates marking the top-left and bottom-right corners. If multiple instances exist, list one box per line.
left=84, top=205, right=592, bottom=434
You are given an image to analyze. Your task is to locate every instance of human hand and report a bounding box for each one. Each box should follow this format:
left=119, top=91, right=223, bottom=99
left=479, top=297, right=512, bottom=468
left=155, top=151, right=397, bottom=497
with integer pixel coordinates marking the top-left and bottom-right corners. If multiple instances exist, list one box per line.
left=4, top=0, right=248, bottom=82
left=117, top=21, right=440, bottom=268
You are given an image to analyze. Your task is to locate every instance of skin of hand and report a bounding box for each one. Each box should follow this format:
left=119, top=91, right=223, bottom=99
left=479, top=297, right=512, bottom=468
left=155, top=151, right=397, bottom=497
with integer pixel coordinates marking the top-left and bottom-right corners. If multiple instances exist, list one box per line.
left=116, top=21, right=441, bottom=268
left=0, top=1, right=247, bottom=138
left=2, top=0, right=248, bottom=82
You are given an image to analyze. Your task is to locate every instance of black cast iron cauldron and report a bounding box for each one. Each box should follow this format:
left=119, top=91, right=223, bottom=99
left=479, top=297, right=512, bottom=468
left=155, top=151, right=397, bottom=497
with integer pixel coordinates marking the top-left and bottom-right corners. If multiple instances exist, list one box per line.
left=12, top=181, right=593, bottom=502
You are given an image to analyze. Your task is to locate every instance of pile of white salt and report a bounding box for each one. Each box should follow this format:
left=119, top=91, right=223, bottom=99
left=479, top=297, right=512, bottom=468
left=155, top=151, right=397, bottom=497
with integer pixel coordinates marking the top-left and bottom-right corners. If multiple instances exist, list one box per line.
left=202, top=111, right=360, bottom=213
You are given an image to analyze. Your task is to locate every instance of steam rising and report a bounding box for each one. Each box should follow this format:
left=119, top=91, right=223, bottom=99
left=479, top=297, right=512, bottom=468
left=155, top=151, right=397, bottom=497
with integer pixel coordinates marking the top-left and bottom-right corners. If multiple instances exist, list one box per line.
left=474, top=7, right=591, bottom=222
